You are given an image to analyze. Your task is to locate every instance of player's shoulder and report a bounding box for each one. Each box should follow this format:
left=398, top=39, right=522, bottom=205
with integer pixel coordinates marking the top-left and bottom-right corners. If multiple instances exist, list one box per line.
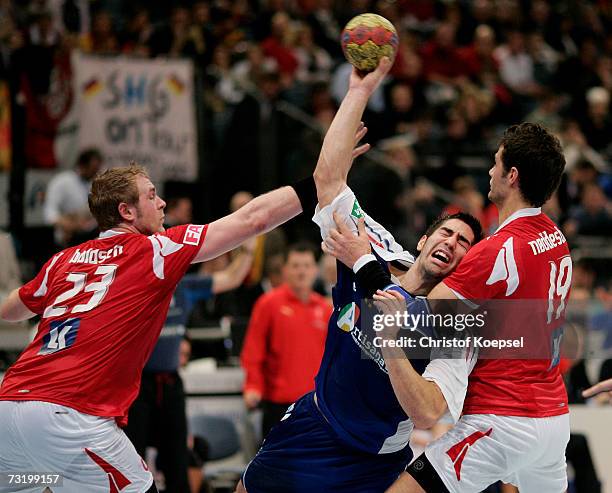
left=463, top=231, right=507, bottom=260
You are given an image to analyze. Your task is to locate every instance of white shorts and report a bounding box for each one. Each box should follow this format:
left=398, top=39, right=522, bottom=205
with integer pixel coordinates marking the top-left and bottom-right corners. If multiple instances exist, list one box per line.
left=0, top=401, right=153, bottom=493
left=421, top=413, right=569, bottom=493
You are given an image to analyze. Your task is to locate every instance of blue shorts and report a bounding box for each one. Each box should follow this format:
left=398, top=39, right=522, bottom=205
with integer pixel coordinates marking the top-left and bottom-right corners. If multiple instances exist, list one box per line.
left=242, top=392, right=412, bottom=493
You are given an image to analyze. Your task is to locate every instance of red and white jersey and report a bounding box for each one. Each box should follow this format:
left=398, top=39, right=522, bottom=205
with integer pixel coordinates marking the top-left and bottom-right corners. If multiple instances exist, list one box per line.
left=443, top=208, right=571, bottom=417
left=0, top=224, right=207, bottom=426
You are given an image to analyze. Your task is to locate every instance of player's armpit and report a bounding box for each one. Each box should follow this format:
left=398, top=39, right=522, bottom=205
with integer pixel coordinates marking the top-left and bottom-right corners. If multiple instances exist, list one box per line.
left=193, top=186, right=301, bottom=262
left=0, top=288, right=36, bottom=322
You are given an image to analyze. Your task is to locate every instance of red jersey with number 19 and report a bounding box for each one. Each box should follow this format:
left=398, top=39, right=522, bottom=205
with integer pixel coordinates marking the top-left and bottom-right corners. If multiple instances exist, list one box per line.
left=443, top=208, right=571, bottom=417
left=0, top=224, right=207, bottom=426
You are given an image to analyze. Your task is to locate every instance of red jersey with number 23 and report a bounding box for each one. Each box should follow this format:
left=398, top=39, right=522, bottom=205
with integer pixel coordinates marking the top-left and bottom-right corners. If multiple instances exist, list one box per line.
left=443, top=208, right=571, bottom=417
left=0, top=224, right=207, bottom=426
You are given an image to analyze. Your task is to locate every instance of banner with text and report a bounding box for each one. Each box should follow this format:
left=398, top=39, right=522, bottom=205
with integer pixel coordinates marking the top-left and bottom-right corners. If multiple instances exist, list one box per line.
left=75, top=54, right=198, bottom=184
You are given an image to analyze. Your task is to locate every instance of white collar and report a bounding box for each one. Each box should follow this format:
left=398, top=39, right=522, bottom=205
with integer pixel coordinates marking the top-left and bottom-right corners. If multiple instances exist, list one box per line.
left=99, top=229, right=127, bottom=239
left=495, top=207, right=541, bottom=233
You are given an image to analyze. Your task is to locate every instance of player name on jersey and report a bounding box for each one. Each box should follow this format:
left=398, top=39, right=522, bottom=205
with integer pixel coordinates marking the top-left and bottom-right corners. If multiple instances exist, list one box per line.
left=527, top=228, right=566, bottom=256
left=68, top=245, right=124, bottom=264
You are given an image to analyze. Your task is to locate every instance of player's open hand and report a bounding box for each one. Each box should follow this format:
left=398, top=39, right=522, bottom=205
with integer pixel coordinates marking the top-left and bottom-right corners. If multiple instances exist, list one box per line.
left=322, top=214, right=371, bottom=268
left=349, top=56, right=392, bottom=97
left=351, top=122, right=370, bottom=161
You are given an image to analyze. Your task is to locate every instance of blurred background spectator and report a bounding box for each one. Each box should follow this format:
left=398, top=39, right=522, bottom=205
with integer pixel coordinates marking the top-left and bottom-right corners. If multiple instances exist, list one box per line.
left=240, top=242, right=331, bottom=440
left=42, top=147, right=101, bottom=246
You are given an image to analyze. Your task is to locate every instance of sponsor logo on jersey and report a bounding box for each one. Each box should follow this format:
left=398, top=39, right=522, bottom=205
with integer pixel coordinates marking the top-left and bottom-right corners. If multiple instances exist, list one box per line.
left=446, top=428, right=493, bottom=481
left=351, top=199, right=364, bottom=219
left=183, top=224, right=205, bottom=246
left=69, top=245, right=124, bottom=265
left=337, top=302, right=387, bottom=373
left=528, top=227, right=567, bottom=256
left=337, top=302, right=359, bottom=332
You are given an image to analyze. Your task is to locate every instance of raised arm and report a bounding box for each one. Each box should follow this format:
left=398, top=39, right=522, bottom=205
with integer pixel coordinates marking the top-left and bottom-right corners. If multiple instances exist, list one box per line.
left=313, top=58, right=392, bottom=207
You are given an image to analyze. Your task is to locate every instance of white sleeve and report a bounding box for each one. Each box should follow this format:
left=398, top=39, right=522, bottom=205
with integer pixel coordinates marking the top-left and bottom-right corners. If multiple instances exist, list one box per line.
left=421, top=350, right=477, bottom=423
left=312, top=186, right=415, bottom=266
left=312, top=186, right=361, bottom=240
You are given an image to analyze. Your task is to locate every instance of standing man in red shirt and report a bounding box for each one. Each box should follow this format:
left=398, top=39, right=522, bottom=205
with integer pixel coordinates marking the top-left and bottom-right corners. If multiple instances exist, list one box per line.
left=241, top=242, right=332, bottom=439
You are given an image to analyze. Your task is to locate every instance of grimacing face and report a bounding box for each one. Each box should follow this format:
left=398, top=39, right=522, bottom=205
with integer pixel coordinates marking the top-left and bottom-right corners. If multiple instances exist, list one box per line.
left=416, top=218, right=475, bottom=278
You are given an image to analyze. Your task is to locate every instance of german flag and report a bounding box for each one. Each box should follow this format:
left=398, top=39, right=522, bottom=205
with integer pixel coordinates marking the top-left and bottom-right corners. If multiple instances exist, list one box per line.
left=166, top=74, right=185, bottom=95
left=82, top=78, right=103, bottom=98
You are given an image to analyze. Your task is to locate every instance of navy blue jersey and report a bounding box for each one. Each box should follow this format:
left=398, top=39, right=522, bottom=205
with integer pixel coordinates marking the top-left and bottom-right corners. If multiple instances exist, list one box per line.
left=314, top=259, right=428, bottom=455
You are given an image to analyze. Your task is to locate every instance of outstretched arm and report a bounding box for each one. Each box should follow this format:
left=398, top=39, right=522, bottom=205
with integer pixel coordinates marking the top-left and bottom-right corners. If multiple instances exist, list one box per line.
left=193, top=186, right=303, bottom=262
left=314, top=58, right=392, bottom=207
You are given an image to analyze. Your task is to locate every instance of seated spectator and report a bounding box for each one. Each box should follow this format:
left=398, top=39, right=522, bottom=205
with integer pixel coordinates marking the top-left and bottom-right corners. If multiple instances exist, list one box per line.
left=564, top=183, right=612, bottom=237
left=120, top=7, right=153, bottom=56
left=494, top=28, right=541, bottom=115
left=458, top=24, right=499, bottom=82
left=261, top=11, right=298, bottom=86
left=420, top=22, right=468, bottom=90
left=43, top=148, right=102, bottom=247
left=148, top=6, right=204, bottom=60
left=579, top=87, right=612, bottom=153
left=526, top=91, right=562, bottom=133
left=293, top=24, right=332, bottom=85
left=382, top=82, right=424, bottom=139
left=82, top=10, right=119, bottom=54
left=560, top=121, right=609, bottom=180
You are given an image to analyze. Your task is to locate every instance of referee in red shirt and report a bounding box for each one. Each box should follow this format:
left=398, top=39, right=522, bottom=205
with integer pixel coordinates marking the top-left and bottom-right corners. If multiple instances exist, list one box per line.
left=240, top=242, right=332, bottom=439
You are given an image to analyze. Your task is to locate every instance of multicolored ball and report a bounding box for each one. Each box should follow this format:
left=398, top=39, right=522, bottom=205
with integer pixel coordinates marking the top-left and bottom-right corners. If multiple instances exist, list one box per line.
left=341, top=13, right=399, bottom=72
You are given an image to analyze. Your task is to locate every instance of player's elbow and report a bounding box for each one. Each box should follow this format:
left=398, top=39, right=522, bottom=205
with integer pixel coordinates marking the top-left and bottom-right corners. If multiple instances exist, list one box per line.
left=411, top=410, right=440, bottom=430
left=408, top=399, right=446, bottom=429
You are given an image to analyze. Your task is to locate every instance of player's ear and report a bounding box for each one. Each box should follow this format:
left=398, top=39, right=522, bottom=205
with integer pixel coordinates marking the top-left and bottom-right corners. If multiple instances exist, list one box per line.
left=508, top=166, right=520, bottom=186
left=416, top=235, right=427, bottom=252
left=118, top=202, right=137, bottom=222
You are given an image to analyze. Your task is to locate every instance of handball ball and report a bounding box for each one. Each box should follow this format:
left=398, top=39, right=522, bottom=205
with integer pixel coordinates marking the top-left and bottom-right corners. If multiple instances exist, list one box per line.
left=341, top=13, right=399, bottom=72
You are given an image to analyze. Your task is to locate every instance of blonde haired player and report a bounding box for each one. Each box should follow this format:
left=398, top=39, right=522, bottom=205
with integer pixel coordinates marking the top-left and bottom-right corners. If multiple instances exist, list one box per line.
left=0, top=164, right=325, bottom=492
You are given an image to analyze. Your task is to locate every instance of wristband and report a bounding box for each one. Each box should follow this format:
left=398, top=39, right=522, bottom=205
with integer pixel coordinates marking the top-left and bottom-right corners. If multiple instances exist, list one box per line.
left=291, top=176, right=318, bottom=213
left=355, top=259, right=393, bottom=298
left=353, top=254, right=377, bottom=273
